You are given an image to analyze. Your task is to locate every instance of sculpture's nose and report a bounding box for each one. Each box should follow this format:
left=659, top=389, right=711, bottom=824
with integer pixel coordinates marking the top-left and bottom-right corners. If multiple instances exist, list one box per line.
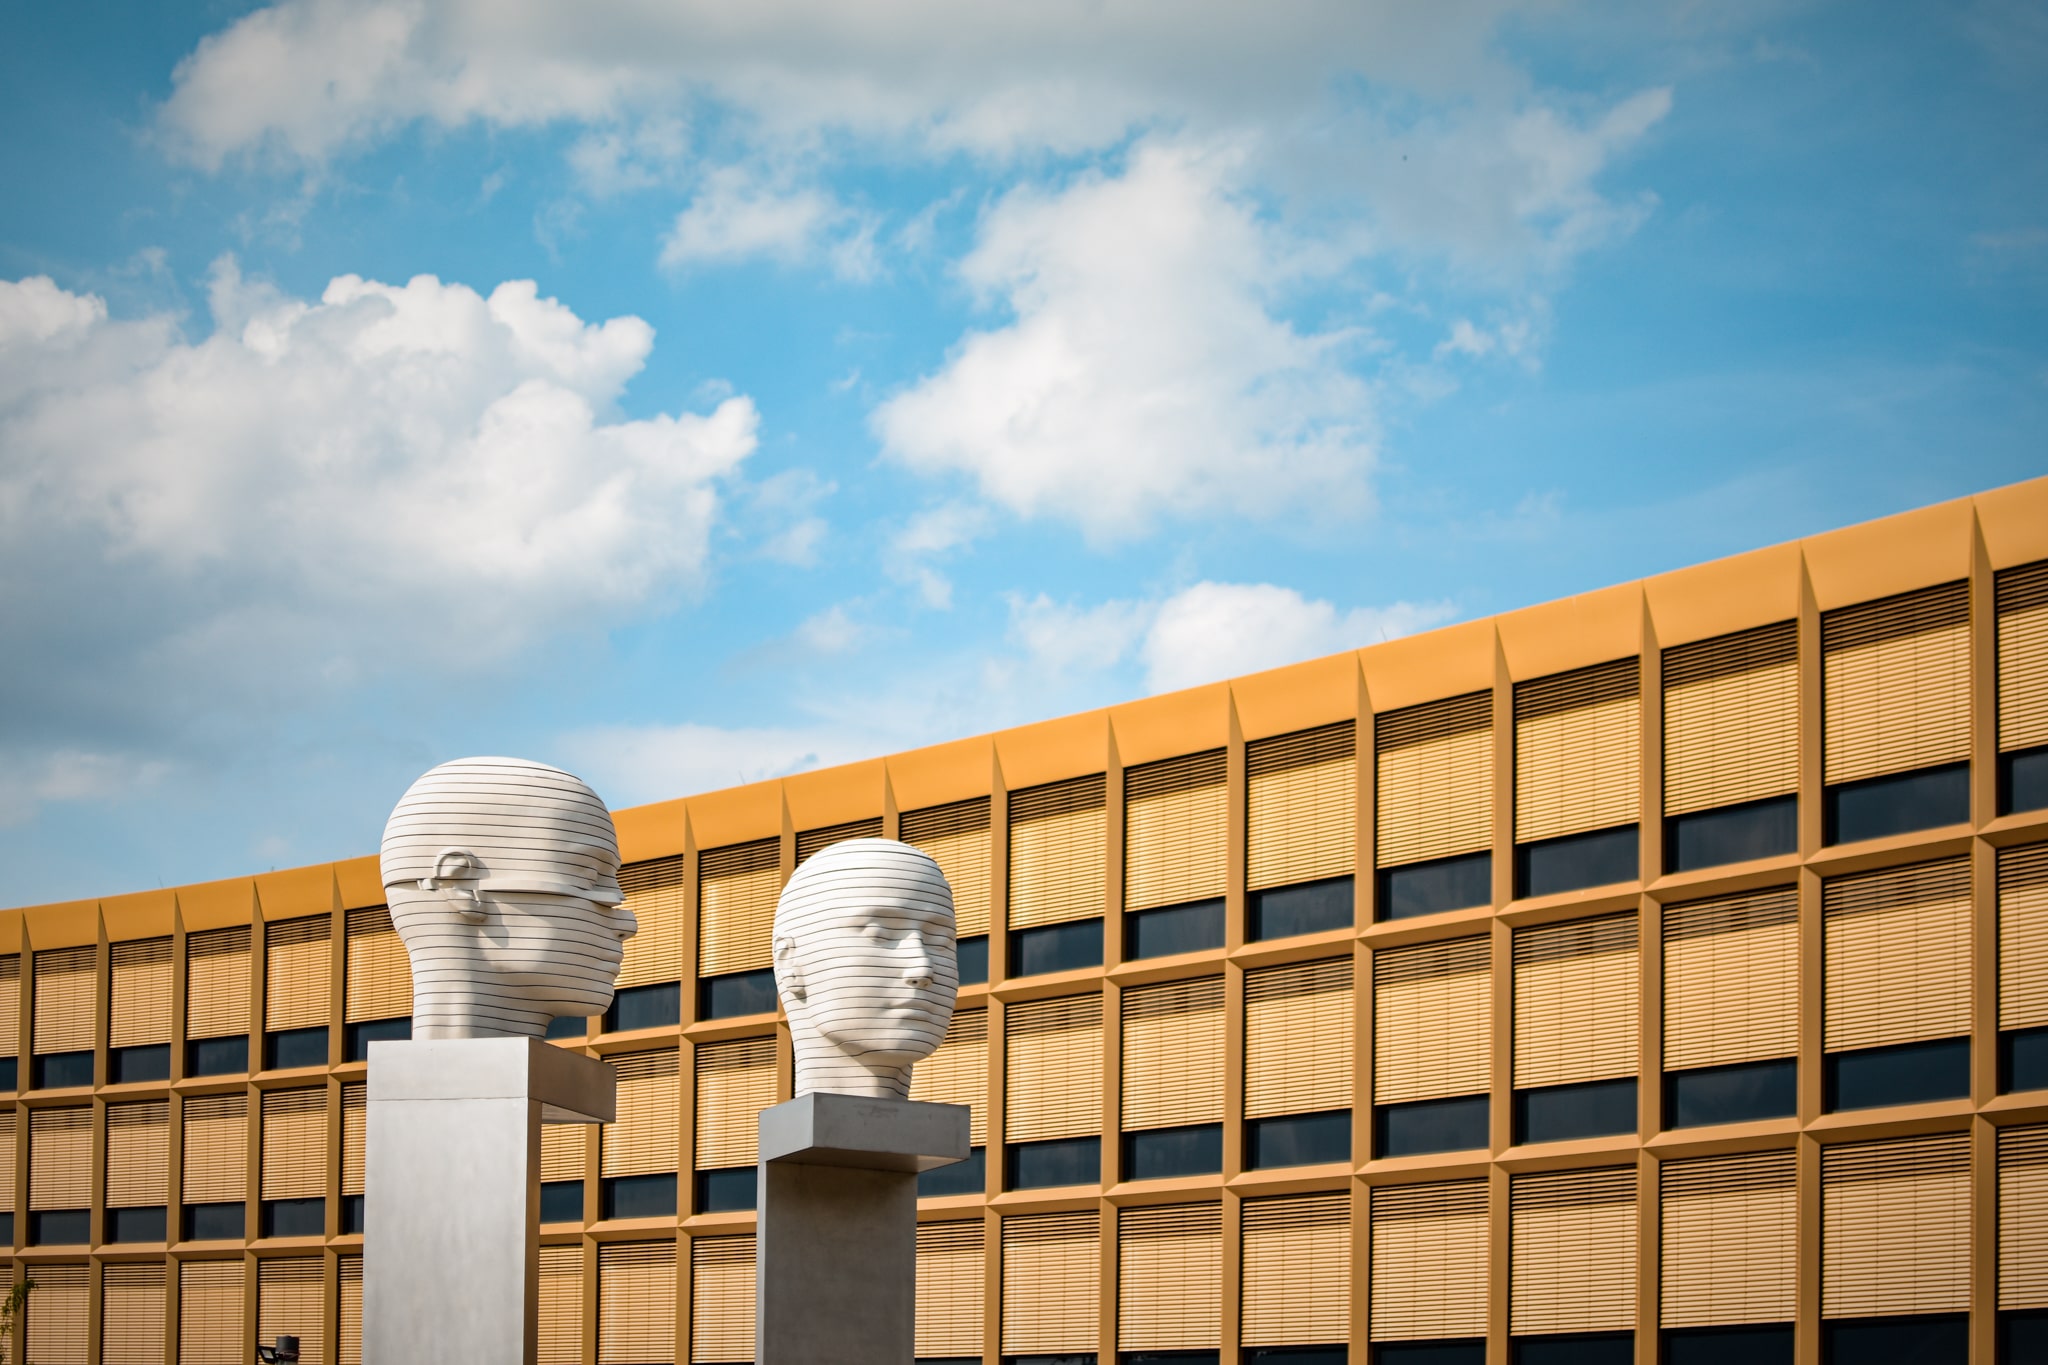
left=902, top=931, right=934, bottom=988
left=612, top=905, right=638, bottom=942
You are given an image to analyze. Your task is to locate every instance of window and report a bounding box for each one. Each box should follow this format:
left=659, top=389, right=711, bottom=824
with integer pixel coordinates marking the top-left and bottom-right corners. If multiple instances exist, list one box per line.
left=1661, top=1149, right=1793, bottom=1341
left=263, top=915, right=330, bottom=1069
left=1823, top=1037, right=1969, bottom=1111
left=696, top=1036, right=773, bottom=1213
left=1244, top=1194, right=1350, bottom=1356
left=918, top=1146, right=984, bottom=1199
left=1665, top=797, right=1795, bottom=874
left=1005, top=1136, right=1100, bottom=1190
left=604, top=981, right=681, bottom=1033
left=1122, top=1125, right=1220, bottom=1180
left=1663, top=887, right=1798, bottom=1127
left=1514, top=660, right=1641, bottom=898
left=917, top=1220, right=985, bottom=1362
left=1377, top=694, right=1489, bottom=917
left=1823, top=763, right=1969, bottom=844
left=904, top=797, right=994, bottom=956
left=1661, top=623, right=1799, bottom=873
left=1823, top=859, right=1969, bottom=1111
left=1665, top=1059, right=1795, bottom=1128
left=1513, top=1079, right=1636, bottom=1144
left=1247, top=959, right=1352, bottom=1165
left=1001, top=1212, right=1098, bottom=1361
left=344, top=906, right=411, bottom=1056
left=1513, top=916, right=1638, bottom=1142
left=1820, top=1316, right=1966, bottom=1365
left=796, top=816, right=883, bottom=864
left=1377, top=855, right=1489, bottom=921
left=1124, top=750, right=1226, bottom=919
left=1250, top=877, right=1354, bottom=939
left=540, top=1180, right=583, bottom=1224
left=2002, top=843, right=2048, bottom=1094
left=1510, top=1168, right=1636, bottom=1346
left=111, top=934, right=173, bottom=1083
left=1250, top=722, right=1356, bottom=908
left=1374, top=937, right=1485, bottom=1157
left=1661, top=1325, right=1794, bottom=1365
left=603, top=1048, right=679, bottom=1218
left=699, top=967, right=777, bottom=1020
left=1374, top=1097, right=1485, bottom=1159
left=1009, top=775, right=1108, bottom=947
left=264, top=1026, right=327, bottom=1070
left=1371, top=1181, right=1482, bottom=1350
left=1124, top=899, right=1222, bottom=959
left=1997, top=560, right=2048, bottom=814
left=957, top=935, right=989, bottom=985
left=1248, top=1110, right=1351, bottom=1167
left=699, top=838, right=782, bottom=1010
left=604, top=1172, right=678, bottom=1219
left=1010, top=919, right=1103, bottom=977
left=1515, top=826, right=1638, bottom=900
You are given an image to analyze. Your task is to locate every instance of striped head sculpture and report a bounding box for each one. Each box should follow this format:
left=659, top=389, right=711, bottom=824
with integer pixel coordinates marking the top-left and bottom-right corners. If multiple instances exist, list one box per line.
left=773, top=838, right=958, bottom=1098
left=381, top=757, right=637, bottom=1040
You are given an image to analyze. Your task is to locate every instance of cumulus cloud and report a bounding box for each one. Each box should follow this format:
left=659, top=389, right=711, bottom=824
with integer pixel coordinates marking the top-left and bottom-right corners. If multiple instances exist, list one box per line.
left=660, top=167, right=878, bottom=279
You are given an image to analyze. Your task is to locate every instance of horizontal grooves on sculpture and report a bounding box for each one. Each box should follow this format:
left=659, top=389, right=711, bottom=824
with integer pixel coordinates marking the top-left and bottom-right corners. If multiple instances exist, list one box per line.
left=2001, top=842, right=2048, bottom=1030
left=1370, top=1180, right=1484, bottom=1341
left=1377, top=694, right=1491, bottom=868
left=1005, top=994, right=1103, bottom=1143
left=617, top=856, right=685, bottom=991
left=1513, top=914, right=1640, bottom=1089
left=106, top=1100, right=168, bottom=1207
left=261, top=1088, right=326, bottom=1200
left=1122, top=977, right=1224, bottom=1130
left=1822, top=1132, right=1969, bottom=1318
left=698, top=838, right=781, bottom=977
left=903, top=798, right=993, bottom=939
left=1373, top=937, right=1487, bottom=1106
left=1663, top=621, right=1799, bottom=816
left=1660, top=1149, right=1795, bottom=1328
left=1249, top=721, right=1356, bottom=891
left=1008, top=775, right=1107, bottom=929
left=1663, top=886, right=1798, bottom=1071
left=1124, top=750, right=1227, bottom=912
left=1822, top=857, right=1970, bottom=1052
left=186, top=926, right=251, bottom=1041
left=1999, top=561, right=2048, bottom=751
left=110, top=936, right=172, bottom=1047
left=1822, top=581, right=1970, bottom=784
left=1246, top=958, right=1353, bottom=1118
left=1515, top=659, right=1641, bottom=844
left=1118, top=1201, right=1222, bottom=1350
left=1510, top=1166, right=1638, bottom=1336
left=343, top=908, right=411, bottom=1023
left=265, top=915, right=331, bottom=1033
left=34, top=945, right=96, bottom=1055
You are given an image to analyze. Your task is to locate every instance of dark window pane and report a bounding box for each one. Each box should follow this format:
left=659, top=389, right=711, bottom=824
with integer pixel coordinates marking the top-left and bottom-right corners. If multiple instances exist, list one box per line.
left=920, top=1358, right=983, bottom=1365
left=33, top=1050, right=94, bottom=1089
left=1665, top=796, right=1797, bottom=873
left=1247, top=1349, right=1349, bottom=1365
left=1511, top=1332, right=1632, bottom=1365
left=262, top=1197, right=325, bottom=1238
left=1663, top=1323, right=1793, bottom=1365
left=2003, top=1308, right=2048, bottom=1365
left=544, top=1016, right=586, bottom=1041
left=1823, top=1037, right=1969, bottom=1112
left=1123, top=1124, right=1221, bottom=1180
left=604, top=981, right=681, bottom=1033
left=695, top=1168, right=755, bottom=1213
left=0, top=1213, right=10, bottom=1244
left=1823, top=763, right=1969, bottom=845
left=112, top=1043, right=171, bottom=1083
left=919, top=1146, right=984, bottom=1199
left=29, top=1209, right=88, bottom=1245
left=540, top=1180, right=583, bottom=1224
left=1252, top=877, right=1356, bottom=938
left=602, top=1172, right=678, bottom=1219
left=347, top=1017, right=412, bottom=1059
left=1006, top=1137, right=1100, bottom=1190
left=185, top=1201, right=246, bottom=1241
left=2003, top=1027, right=2048, bottom=1094
left=186, top=1035, right=248, bottom=1076
left=1120, top=1353, right=1218, bottom=1364
left=266, top=1026, right=329, bottom=1070
left=1377, top=854, right=1491, bottom=921
left=107, top=1205, right=166, bottom=1243
left=1247, top=1110, right=1351, bottom=1168
left=1004, top=1357, right=1097, bottom=1365
left=0, top=1057, right=15, bottom=1091
left=1515, top=826, right=1639, bottom=899
left=957, top=936, right=990, bottom=986
left=1821, top=1313, right=1965, bottom=1364
left=1665, top=1059, right=1796, bottom=1128
left=699, top=968, right=779, bottom=1020
left=1370, top=1344, right=1485, bottom=1365
left=1514, top=1078, right=1637, bottom=1144
left=1009, top=920, right=1104, bottom=978
left=1126, top=901, right=1224, bottom=960
left=2003, top=746, right=2048, bottom=816
left=1375, top=1095, right=1488, bottom=1158
left=341, top=1195, right=365, bottom=1234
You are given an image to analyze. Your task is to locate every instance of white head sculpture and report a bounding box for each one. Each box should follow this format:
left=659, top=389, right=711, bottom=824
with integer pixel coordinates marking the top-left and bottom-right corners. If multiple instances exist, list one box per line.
left=773, top=838, right=958, bottom=1099
left=381, top=757, right=637, bottom=1040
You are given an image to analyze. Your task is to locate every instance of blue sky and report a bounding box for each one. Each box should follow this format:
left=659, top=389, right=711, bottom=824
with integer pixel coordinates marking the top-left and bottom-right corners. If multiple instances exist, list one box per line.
left=1, top=0, right=2042, bottom=907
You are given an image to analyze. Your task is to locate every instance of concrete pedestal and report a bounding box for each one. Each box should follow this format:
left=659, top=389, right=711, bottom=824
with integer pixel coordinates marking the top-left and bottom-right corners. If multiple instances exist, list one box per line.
left=363, top=1038, right=614, bottom=1365
left=755, top=1093, right=970, bottom=1365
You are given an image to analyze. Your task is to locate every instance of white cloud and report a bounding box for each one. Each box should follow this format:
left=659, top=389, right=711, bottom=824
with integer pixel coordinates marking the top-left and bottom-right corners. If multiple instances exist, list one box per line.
left=887, top=502, right=992, bottom=608
left=1140, top=582, right=1453, bottom=693
left=559, top=720, right=885, bottom=808
left=660, top=168, right=879, bottom=280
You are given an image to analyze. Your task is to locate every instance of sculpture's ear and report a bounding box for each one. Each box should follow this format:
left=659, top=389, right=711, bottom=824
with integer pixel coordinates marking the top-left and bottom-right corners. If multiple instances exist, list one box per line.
left=423, top=847, right=486, bottom=924
left=774, top=934, right=802, bottom=1002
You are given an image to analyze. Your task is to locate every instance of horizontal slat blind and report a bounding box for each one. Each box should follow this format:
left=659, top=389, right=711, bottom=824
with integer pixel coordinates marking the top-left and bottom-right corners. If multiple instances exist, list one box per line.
left=1118, top=1202, right=1220, bottom=1350
left=1001, top=1211, right=1098, bottom=1356
left=1663, top=622, right=1799, bottom=815
left=904, top=800, right=992, bottom=939
left=183, top=1092, right=248, bottom=1204
left=796, top=817, right=883, bottom=864
left=0, top=1112, right=14, bottom=1212
left=603, top=1048, right=679, bottom=1178
left=689, top=1235, right=755, bottom=1365
left=916, top=1220, right=985, bottom=1359
left=909, top=1008, right=988, bottom=1146
left=1823, top=582, right=1971, bottom=784
left=1513, top=914, right=1640, bottom=1089
left=106, top=1100, right=169, bottom=1207
left=695, top=1037, right=775, bottom=1170
left=110, top=936, right=172, bottom=1047
left=341, top=1083, right=366, bottom=1196
left=599, top=1241, right=676, bottom=1365
left=1373, top=938, right=1488, bottom=1106
left=541, top=1120, right=586, bottom=1185
left=30, top=1261, right=87, bottom=1365
left=1661, top=1148, right=1796, bottom=1328
left=1004, top=995, right=1103, bottom=1143
left=1245, top=958, right=1354, bottom=1118
left=29, top=1106, right=90, bottom=1210
left=186, top=925, right=251, bottom=1040
left=0, top=955, right=18, bottom=1056
left=616, top=857, right=684, bottom=991
left=103, top=1262, right=167, bottom=1365
left=340, top=1255, right=364, bottom=1365
left=2000, top=1125, right=2048, bottom=1309
left=1243, top=1192, right=1350, bottom=1345
left=261, top=1087, right=326, bottom=1200
left=1008, top=776, right=1107, bottom=929
left=1123, top=977, right=1224, bottom=1130
left=2001, top=843, right=2048, bottom=1031
left=1823, top=1132, right=1969, bottom=1317
left=343, top=907, right=412, bottom=1022
left=698, top=840, right=781, bottom=977
left=1823, top=857, right=1971, bottom=1052
left=1124, top=751, right=1226, bottom=910
left=1515, top=659, right=1641, bottom=843
left=1663, top=887, right=1798, bottom=1071
left=179, top=1259, right=245, bottom=1365
left=1370, top=1180, right=1486, bottom=1342
left=1377, top=696, right=1491, bottom=868
left=1249, top=722, right=1356, bottom=890
left=538, top=1244, right=582, bottom=1365
left=1510, top=1166, right=1638, bottom=1335
left=1999, top=562, right=2048, bottom=752
left=33, top=946, right=95, bottom=1055
left=259, top=1257, right=325, bottom=1365
left=265, top=915, right=332, bottom=1032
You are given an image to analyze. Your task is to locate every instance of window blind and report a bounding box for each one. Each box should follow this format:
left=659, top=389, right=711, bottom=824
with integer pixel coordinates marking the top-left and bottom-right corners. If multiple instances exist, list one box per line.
left=541, top=1120, right=586, bottom=1185
left=915, top=1220, right=985, bottom=1359
left=1245, top=958, right=1354, bottom=1119
left=261, top=1087, right=327, bottom=1201
left=909, top=1007, right=988, bottom=1146
left=341, top=1083, right=366, bottom=1197
left=111, top=936, right=172, bottom=1047
left=28, top=1106, right=90, bottom=1210
left=1122, top=977, right=1224, bottom=1130
left=1822, top=1132, right=1969, bottom=1318
left=1510, top=1166, right=1638, bottom=1336
left=1124, top=750, right=1226, bottom=911
left=258, top=1257, right=325, bottom=1365
left=32, top=946, right=95, bottom=1055
left=1242, top=1192, right=1350, bottom=1346
left=29, top=1261, right=87, bottom=1365
left=2001, top=842, right=2048, bottom=1032
left=1000, top=1211, right=1098, bottom=1357
left=265, top=915, right=331, bottom=1033
left=2000, top=1125, right=2048, bottom=1310
left=339, top=1256, right=364, bottom=1365
left=694, top=1036, right=775, bottom=1170
left=0, top=1112, right=14, bottom=1213
left=1513, top=914, right=1640, bottom=1090
left=796, top=817, right=883, bottom=864
left=689, top=1235, right=755, bottom=1365
left=1660, top=1148, right=1796, bottom=1328
left=1822, top=857, right=1970, bottom=1053
left=903, top=799, right=993, bottom=939
left=106, top=1100, right=169, bottom=1207
left=1663, top=622, right=1799, bottom=815
left=1370, top=1180, right=1485, bottom=1342
left=1003, top=994, right=1102, bottom=1143
left=183, top=1092, right=248, bottom=1204
left=616, top=857, right=685, bottom=992
left=538, top=1244, right=582, bottom=1365
left=1999, top=561, right=2048, bottom=753
left=603, top=1048, right=679, bottom=1179
left=343, top=907, right=412, bottom=1023
left=1515, top=659, right=1642, bottom=844
left=179, top=1259, right=245, bottom=1365
left=1008, top=776, right=1107, bottom=929
left=1377, top=696, right=1491, bottom=868
left=698, top=840, right=781, bottom=977
left=1823, top=582, right=1971, bottom=785
left=103, top=1262, right=166, bottom=1365
left=1117, top=1201, right=1220, bottom=1351
left=1663, top=886, right=1798, bottom=1071
left=186, top=925, right=251, bottom=1041
left=599, top=1240, right=676, bottom=1365
left=1249, top=722, right=1356, bottom=890
left=0, top=955, right=21, bottom=1057
left=1373, top=938, right=1488, bottom=1107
